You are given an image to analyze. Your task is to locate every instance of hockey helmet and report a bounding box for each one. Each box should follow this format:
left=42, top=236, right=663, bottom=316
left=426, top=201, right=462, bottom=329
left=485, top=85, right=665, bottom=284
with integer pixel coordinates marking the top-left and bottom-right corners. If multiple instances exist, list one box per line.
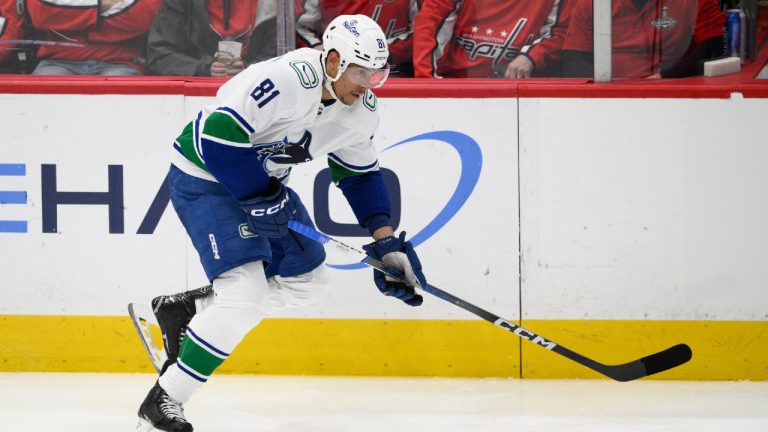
left=322, top=14, right=390, bottom=88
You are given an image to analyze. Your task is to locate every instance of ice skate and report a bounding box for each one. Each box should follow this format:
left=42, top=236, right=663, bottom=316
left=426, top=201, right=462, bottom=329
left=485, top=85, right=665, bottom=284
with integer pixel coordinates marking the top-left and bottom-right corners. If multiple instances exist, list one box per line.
left=152, top=285, right=212, bottom=374
left=136, top=381, right=193, bottom=432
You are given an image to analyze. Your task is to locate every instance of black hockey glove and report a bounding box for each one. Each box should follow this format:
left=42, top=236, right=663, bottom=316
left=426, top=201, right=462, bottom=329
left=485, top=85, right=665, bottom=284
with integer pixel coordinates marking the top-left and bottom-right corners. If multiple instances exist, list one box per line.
left=363, top=232, right=425, bottom=307
left=239, top=178, right=297, bottom=238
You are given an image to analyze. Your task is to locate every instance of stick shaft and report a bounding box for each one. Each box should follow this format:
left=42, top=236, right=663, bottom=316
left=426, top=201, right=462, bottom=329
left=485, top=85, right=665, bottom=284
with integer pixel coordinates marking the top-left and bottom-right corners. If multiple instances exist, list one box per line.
left=287, top=220, right=692, bottom=381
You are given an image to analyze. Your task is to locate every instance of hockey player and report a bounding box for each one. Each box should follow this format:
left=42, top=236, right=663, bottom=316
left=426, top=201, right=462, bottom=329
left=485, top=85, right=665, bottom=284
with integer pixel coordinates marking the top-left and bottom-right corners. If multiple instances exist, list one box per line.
left=413, top=0, right=572, bottom=78
left=135, top=15, right=427, bottom=432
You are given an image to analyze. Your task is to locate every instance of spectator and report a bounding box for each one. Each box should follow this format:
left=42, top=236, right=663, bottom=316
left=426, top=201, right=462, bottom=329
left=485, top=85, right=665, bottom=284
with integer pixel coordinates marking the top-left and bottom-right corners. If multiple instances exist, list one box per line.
left=413, top=0, right=572, bottom=78
left=27, top=0, right=161, bottom=75
left=0, top=0, right=26, bottom=73
left=145, top=0, right=276, bottom=77
left=296, top=0, right=418, bottom=76
left=562, top=0, right=725, bottom=78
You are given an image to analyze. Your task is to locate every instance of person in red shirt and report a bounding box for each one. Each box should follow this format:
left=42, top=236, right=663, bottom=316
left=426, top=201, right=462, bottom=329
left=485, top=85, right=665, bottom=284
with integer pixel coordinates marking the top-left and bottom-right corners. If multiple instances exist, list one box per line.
left=413, top=0, right=572, bottom=78
left=0, top=0, right=33, bottom=73
left=27, top=0, right=161, bottom=75
left=0, top=0, right=26, bottom=72
left=562, top=0, right=725, bottom=78
left=296, top=0, right=418, bottom=76
left=146, top=0, right=277, bottom=77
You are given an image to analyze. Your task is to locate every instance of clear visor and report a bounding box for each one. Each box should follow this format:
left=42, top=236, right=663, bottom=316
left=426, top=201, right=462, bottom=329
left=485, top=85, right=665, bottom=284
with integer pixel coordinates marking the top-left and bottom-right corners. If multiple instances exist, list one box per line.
left=345, top=63, right=390, bottom=88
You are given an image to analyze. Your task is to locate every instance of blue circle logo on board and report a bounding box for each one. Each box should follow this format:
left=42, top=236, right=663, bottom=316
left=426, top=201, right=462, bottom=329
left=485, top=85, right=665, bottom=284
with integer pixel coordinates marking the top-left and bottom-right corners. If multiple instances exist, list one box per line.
left=328, top=130, right=483, bottom=270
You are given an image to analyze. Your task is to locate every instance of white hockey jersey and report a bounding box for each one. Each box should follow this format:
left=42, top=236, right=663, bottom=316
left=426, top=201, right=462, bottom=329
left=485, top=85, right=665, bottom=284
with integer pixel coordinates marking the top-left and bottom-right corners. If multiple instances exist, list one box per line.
left=172, top=48, right=381, bottom=200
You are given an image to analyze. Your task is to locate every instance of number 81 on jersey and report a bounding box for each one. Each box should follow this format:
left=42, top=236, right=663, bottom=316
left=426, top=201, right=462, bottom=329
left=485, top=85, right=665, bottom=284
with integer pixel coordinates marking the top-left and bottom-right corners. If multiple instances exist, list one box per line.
left=250, top=79, right=280, bottom=109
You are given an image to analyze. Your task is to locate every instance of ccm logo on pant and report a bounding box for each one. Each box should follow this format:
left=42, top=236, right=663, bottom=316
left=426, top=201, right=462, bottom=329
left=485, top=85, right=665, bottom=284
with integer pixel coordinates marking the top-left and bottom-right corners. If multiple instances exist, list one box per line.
left=250, top=195, right=289, bottom=217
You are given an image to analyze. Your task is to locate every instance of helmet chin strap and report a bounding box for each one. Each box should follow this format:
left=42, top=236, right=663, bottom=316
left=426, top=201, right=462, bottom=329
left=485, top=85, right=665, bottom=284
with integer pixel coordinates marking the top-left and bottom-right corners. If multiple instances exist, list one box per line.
left=323, top=79, right=340, bottom=101
left=321, top=51, right=345, bottom=101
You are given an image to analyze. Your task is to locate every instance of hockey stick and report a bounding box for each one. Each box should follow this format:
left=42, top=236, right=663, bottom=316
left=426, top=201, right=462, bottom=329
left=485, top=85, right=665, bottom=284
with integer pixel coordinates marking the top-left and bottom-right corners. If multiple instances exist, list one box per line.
left=288, top=220, right=693, bottom=382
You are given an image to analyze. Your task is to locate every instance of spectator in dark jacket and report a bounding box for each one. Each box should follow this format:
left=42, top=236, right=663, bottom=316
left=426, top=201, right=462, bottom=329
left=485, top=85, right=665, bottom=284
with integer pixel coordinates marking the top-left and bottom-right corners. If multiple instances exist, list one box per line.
left=146, top=0, right=277, bottom=77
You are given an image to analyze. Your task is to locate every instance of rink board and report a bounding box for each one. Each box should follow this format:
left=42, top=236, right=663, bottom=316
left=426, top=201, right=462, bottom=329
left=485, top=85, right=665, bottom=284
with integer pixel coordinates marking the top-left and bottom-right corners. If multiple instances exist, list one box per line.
left=1, top=84, right=768, bottom=380
left=0, top=94, right=519, bottom=320
left=1, top=315, right=766, bottom=380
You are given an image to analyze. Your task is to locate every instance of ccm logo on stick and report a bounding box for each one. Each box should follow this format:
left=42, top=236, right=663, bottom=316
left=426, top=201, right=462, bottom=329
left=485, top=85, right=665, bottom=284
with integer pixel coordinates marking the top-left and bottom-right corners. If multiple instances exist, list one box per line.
left=494, top=318, right=557, bottom=350
left=250, top=195, right=290, bottom=217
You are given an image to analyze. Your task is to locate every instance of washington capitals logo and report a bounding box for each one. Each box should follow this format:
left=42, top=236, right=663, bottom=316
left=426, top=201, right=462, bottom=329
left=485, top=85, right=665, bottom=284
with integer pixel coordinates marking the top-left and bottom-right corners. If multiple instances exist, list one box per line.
left=456, top=18, right=527, bottom=64
left=254, top=130, right=313, bottom=167
left=652, top=6, right=678, bottom=31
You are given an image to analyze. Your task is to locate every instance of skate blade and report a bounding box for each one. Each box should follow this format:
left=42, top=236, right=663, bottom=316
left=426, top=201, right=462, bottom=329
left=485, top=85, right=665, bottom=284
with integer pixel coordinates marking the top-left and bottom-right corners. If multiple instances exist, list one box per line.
left=135, top=417, right=157, bottom=431
left=128, top=302, right=168, bottom=374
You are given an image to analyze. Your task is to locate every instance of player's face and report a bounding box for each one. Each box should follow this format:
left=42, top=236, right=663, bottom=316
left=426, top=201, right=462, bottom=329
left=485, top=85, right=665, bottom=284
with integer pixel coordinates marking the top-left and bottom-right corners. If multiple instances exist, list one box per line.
left=333, top=64, right=389, bottom=105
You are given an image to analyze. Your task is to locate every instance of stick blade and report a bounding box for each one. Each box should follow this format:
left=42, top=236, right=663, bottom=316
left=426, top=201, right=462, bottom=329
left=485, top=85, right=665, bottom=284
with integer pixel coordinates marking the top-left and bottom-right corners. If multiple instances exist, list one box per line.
left=641, top=343, right=693, bottom=376
left=607, top=343, right=693, bottom=382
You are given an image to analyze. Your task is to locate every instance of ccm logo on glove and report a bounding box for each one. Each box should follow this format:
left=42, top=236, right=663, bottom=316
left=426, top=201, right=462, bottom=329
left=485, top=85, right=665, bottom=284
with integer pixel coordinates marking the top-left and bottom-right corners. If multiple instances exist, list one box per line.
left=249, top=194, right=290, bottom=217
left=239, top=178, right=297, bottom=238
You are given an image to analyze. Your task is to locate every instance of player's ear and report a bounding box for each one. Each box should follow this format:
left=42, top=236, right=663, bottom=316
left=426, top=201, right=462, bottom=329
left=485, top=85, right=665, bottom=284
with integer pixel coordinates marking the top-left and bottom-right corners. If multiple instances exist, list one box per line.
left=325, top=49, right=340, bottom=77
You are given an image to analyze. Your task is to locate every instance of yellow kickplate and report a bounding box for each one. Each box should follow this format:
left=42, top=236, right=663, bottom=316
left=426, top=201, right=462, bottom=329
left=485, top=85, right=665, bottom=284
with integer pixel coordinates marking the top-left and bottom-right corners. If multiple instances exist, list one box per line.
left=1, top=316, right=765, bottom=380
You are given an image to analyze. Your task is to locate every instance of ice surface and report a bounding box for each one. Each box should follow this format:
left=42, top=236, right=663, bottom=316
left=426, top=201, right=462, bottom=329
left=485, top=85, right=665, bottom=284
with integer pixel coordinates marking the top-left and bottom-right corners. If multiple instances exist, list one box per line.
left=0, top=373, right=765, bottom=431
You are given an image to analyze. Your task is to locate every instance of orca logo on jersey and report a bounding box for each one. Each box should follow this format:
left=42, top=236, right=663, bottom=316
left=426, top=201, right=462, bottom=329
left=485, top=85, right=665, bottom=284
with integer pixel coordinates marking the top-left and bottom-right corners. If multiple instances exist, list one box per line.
left=254, top=131, right=313, bottom=167
left=326, top=131, right=482, bottom=271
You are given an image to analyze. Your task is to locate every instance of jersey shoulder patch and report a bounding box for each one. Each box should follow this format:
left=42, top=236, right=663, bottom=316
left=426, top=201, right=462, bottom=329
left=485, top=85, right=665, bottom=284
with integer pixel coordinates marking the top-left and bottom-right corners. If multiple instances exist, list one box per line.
left=289, top=60, right=320, bottom=89
left=362, top=89, right=377, bottom=112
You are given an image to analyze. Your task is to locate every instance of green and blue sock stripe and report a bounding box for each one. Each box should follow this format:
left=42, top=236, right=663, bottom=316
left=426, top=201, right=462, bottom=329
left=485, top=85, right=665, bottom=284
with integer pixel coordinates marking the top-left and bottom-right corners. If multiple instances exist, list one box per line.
left=176, top=328, right=230, bottom=382
left=176, top=359, right=208, bottom=382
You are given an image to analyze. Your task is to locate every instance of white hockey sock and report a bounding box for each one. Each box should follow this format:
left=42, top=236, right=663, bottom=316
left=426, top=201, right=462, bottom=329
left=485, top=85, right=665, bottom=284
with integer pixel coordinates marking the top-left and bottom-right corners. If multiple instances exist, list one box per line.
left=194, top=291, right=215, bottom=313
left=160, top=262, right=269, bottom=403
left=159, top=363, right=203, bottom=404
